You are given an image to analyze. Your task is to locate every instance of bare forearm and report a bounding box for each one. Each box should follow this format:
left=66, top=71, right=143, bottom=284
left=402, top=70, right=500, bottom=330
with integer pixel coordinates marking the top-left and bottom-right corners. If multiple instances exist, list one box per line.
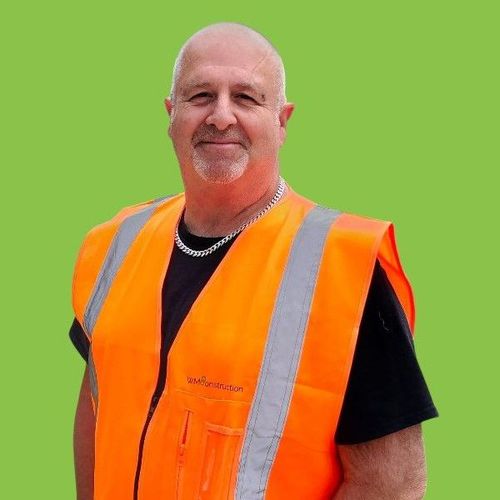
left=74, top=367, right=95, bottom=500
left=335, top=425, right=428, bottom=500
left=333, top=478, right=426, bottom=499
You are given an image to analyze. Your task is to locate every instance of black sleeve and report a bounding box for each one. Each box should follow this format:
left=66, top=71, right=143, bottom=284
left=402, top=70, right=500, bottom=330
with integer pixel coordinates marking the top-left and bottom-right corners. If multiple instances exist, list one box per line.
left=334, top=260, right=438, bottom=444
left=69, top=317, right=90, bottom=362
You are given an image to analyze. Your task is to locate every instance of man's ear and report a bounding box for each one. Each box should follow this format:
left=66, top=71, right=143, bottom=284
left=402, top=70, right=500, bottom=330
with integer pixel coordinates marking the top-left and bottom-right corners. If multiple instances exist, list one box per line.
left=164, top=97, right=173, bottom=116
left=279, top=103, right=295, bottom=145
left=164, top=97, right=174, bottom=138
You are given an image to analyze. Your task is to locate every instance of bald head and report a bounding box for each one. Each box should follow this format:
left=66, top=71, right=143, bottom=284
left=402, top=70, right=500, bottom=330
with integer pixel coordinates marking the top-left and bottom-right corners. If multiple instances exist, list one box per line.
left=169, top=23, right=287, bottom=109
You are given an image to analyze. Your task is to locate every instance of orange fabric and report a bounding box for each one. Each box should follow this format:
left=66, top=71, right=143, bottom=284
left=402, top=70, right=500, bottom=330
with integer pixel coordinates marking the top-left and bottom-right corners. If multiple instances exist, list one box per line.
left=72, top=189, right=414, bottom=499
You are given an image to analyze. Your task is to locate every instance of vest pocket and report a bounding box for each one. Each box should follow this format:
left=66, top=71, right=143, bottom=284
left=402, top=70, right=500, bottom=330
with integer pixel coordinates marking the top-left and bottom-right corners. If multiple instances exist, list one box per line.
left=198, top=422, right=243, bottom=499
left=175, top=409, right=193, bottom=499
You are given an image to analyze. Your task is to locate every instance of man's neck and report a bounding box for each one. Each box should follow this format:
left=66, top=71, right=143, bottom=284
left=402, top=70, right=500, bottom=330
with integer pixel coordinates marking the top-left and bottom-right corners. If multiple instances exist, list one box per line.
left=182, top=174, right=285, bottom=237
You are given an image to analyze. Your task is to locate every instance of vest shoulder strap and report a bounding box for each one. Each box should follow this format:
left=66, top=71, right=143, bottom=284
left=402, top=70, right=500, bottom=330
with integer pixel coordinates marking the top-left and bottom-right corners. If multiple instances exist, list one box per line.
left=71, top=195, right=177, bottom=337
left=332, top=211, right=415, bottom=333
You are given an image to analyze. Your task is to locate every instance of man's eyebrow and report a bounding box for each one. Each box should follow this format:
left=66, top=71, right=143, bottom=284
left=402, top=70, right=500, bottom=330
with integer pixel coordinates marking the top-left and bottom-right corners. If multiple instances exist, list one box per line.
left=182, top=81, right=266, bottom=101
left=182, top=81, right=211, bottom=95
left=233, top=82, right=265, bottom=100
left=233, top=82, right=260, bottom=92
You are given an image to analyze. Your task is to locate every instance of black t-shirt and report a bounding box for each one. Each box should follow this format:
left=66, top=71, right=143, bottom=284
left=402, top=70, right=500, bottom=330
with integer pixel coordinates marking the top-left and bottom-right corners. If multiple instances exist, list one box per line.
left=70, top=214, right=438, bottom=444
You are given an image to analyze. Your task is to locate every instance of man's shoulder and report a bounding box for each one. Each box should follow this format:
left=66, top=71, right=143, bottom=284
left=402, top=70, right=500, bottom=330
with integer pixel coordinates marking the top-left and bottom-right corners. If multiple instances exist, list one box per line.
left=288, top=190, right=393, bottom=238
left=336, top=209, right=387, bottom=223
left=76, top=194, right=182, bottom=256
left=293, top=190, right=388, bottom=222
left=88, top=193, right=183, bottom=236
left=73, top=194, right=183, bottom=282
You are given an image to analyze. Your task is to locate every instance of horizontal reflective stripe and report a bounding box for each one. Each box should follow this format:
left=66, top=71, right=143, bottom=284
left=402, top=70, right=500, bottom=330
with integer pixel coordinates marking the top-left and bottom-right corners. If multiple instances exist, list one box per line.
left=235, top=205, right=341, bottom=500
left=83, top=196, right=171, bottom=336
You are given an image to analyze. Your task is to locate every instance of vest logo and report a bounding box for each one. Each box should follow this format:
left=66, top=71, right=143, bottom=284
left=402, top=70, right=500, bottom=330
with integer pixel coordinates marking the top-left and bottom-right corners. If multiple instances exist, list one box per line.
left=187, top=375, right=244, bottom=393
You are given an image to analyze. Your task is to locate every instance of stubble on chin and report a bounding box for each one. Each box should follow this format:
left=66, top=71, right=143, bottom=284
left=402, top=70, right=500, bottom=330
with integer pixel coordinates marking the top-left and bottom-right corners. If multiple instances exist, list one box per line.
left=191, top=149, right=250, bottom=184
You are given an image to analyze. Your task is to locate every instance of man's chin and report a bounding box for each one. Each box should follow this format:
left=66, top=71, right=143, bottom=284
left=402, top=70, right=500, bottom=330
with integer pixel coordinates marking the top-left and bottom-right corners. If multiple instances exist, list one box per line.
left=192, top=156, right=249, bottom=185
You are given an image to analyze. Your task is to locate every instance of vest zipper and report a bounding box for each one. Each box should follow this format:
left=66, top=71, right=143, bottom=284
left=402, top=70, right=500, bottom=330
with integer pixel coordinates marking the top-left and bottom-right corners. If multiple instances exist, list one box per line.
left=133, top=329, right=172, bottom=500
left=133, top=393, right=160, bottom=500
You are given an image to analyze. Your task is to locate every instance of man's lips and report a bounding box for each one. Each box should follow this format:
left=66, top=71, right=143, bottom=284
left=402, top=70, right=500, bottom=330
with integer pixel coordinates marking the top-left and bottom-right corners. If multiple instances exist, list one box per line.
left=198, top=140, right=242, bottom=145
left=196, top=140, right=245, bottom=151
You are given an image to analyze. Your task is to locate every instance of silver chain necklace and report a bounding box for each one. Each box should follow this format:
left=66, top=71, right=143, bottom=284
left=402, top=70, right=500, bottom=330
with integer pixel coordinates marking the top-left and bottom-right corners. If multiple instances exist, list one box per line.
left=175, top=177, right=286, bottom=257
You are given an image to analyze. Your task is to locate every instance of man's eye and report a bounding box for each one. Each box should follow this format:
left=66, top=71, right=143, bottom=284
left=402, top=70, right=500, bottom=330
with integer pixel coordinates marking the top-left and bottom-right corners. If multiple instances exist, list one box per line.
left=236, top=94, right=256, bottom=103
left=189, top=92, right=211, bottom=101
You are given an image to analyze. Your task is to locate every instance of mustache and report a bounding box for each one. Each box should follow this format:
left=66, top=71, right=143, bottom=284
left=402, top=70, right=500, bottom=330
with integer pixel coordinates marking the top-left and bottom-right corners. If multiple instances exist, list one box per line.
left=192, top=126, right=249, bottom=146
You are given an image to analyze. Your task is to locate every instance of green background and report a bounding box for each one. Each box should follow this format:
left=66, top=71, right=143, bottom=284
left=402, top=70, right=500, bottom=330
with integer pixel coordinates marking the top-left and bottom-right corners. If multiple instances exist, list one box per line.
left=2, top=0, right=498, bottom=498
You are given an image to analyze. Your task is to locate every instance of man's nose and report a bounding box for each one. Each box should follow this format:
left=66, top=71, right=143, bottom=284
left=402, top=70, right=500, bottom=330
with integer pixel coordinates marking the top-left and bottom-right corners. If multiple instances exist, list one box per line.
left=205, top=96, right=237, bottom=130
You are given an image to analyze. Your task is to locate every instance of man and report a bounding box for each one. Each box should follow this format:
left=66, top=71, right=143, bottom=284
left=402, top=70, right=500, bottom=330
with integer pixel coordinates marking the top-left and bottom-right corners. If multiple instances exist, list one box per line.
left=70, top=22, right=437, bottom=499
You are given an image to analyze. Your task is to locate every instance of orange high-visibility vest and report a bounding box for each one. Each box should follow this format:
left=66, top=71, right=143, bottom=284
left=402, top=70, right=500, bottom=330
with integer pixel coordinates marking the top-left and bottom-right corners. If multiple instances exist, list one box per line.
left=72, top=187, right=414, bottom=500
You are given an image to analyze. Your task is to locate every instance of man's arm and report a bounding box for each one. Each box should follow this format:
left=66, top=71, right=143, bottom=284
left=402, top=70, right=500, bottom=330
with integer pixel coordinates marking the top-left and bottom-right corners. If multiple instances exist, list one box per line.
left=334, top=424, right=427, bottom=499
left=74, top=366, right=95, bottom=500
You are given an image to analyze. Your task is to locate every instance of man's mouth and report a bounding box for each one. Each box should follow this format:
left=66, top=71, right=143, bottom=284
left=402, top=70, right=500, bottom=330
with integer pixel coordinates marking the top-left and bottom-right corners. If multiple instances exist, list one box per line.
left=198, top=140, right=241, bottom=145
left=196, top=140, right=244, bottom=152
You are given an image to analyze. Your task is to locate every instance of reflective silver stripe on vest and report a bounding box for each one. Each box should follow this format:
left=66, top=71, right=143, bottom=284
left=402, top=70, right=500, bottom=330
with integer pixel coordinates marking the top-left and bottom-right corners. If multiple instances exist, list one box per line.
left=82, top=196, right=172, bottom=411
left=88, top=347, right=99, bottom=409
left=83, top=196, right=171, bottom=336
left=235, top=205, right=341, bottom=500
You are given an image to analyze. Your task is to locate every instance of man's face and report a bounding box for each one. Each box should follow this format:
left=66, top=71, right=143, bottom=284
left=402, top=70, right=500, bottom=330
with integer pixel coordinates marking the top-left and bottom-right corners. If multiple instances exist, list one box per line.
left=165, top=38, right=293, bottom=185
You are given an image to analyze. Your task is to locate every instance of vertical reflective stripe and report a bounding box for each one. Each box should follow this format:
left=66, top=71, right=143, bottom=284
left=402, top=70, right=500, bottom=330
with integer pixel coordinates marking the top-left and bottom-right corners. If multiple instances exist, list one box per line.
left=82, top=196, right=173, bottom=411
left=235, top=206, right=341, bottom=500
left=88, top=347, right=99, bottom=410
left=83, top=196, right=171, bottom=337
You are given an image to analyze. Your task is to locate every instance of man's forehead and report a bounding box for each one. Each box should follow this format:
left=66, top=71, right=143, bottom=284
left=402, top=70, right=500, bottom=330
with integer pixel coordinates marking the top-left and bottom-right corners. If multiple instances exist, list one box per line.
left=182, top=36, right=271, bottom=74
